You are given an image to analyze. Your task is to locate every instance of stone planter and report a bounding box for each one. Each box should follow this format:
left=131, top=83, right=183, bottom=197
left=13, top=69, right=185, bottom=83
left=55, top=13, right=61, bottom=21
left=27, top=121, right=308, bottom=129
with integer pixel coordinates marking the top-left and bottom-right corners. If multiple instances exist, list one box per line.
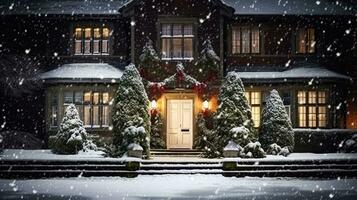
left=127, top=143, right=143, bottom=158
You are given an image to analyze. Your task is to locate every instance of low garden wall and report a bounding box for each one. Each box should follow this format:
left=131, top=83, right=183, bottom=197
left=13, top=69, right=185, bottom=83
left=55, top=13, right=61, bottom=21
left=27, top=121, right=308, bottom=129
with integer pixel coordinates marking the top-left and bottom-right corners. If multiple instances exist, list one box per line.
left=294, top=129, right=357, bottom=153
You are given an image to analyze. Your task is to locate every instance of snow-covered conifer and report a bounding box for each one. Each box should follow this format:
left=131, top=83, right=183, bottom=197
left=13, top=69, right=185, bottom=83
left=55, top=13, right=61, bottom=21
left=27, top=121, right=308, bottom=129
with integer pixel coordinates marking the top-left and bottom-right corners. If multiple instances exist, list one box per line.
left=112, top=64, right=151, bottom=158
left=215, top=72, right=255, bottom=150
left=150, top=111, right=165, bottom=149
left=52, top=104, right=97, bottom=154
left=195, top=39, right=220, bottom=81
left=139, top=38, right=160, bottom=70
left=260, top=90, right=295, bottom=151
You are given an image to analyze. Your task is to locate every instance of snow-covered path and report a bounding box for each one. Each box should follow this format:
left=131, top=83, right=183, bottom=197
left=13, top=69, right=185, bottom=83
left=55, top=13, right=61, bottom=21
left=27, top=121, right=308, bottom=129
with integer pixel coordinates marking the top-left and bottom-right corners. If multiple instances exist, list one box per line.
left=1, top=175, right=357, bottom=200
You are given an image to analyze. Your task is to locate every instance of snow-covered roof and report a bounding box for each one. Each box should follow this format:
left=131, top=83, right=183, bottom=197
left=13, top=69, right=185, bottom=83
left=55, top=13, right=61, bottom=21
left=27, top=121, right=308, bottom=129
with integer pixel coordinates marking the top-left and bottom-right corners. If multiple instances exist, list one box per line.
left=0, top=0, right=130, bottom=15
left=235, top=66, right=352, bottom=83
left=222, top=0, right=356, bottom=15
left=1, top=0, right=355, bottom=16
left=40, top=63, right=123, bottom=83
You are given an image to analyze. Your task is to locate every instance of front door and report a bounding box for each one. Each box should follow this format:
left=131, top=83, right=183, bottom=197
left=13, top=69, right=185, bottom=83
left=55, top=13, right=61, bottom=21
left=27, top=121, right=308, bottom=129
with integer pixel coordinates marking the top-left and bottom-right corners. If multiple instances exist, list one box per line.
left=167, top=99, right=193, bottom=149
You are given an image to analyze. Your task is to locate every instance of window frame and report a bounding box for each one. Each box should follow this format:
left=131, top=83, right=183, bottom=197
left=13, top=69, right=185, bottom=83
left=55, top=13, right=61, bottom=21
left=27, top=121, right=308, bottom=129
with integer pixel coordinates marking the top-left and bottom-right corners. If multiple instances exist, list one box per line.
left=231, top=26, right=261, bottom=55
left=71, top=24, right=112, bottom=56
left=296, top=27, right=316, bottom=54
left=158, top=18, right=197, bottom=61
left=297, top=90, right=328, bottom=128
left=245, top=91, right=262, bottom=128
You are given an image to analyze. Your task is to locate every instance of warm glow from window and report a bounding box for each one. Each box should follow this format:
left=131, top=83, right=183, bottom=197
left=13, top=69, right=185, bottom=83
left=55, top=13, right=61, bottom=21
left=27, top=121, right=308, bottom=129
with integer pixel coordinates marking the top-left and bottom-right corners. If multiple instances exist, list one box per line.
left=246, top=91, right=261, bottom=127
left=297, top=90, right=327, bottom=128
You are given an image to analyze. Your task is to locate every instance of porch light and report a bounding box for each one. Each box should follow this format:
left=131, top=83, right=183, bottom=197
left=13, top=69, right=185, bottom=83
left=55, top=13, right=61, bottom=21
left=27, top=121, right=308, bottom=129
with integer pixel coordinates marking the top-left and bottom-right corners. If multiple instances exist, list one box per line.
left=202, top=100, right=210, bottom=110
left=150, top=100, right=157, bottom=110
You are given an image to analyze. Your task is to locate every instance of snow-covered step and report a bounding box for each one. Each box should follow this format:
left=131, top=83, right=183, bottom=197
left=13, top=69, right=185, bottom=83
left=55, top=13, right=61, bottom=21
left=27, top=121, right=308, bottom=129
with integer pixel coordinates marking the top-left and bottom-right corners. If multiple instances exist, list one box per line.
left=235, top=164, right=357, bottom=171
left=140, top=163, right=222, bottom=170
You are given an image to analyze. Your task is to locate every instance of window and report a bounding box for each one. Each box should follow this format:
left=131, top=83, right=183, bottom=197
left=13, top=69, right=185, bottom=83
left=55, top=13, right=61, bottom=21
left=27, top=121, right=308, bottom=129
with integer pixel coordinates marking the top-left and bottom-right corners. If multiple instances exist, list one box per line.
left=161, top=23, right=194, bottom=60
left=232, top=27, right=260, bottom=54
left=282, top=91, right=292, bottom=120
left=63, top=91, right=111, bottom=128
left=296, top=28, right=315, bottom=54
left=245, top=91, right=261, bottom=127
left=74, top=27, right=110, bottom=55
left=50, top=93, right=58, bottom=127
left=297, top=91, right=327, bottom=128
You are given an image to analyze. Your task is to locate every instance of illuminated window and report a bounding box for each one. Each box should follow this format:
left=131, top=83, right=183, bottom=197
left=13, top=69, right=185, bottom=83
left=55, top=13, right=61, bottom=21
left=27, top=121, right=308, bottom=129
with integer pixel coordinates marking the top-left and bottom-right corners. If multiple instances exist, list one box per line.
left=232, top=26, right=260, bottom=54
left=297, top=28, right=315, bottom=54
left=245, top=91, right=261, bottom=127
left=62, top=91, right=111, bottom=128
left=160, top=23, right=194, bottom=60
left=74, top=27, right=110, bottom=55
left=297, top=91, right=327, bottom=128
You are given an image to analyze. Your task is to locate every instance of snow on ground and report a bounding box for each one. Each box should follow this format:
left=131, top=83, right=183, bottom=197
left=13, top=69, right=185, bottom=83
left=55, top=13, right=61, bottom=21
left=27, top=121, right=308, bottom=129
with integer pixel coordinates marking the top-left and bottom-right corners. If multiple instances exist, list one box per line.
left=0, top=175, right=357, bottom=200
left=1, top=149, right=357, bottom=163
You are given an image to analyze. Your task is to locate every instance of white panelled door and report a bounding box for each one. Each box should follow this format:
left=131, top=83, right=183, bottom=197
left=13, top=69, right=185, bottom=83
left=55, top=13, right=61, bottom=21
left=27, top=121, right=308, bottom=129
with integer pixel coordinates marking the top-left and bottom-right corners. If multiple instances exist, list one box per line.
left=167, top=99, right=193, bottom=149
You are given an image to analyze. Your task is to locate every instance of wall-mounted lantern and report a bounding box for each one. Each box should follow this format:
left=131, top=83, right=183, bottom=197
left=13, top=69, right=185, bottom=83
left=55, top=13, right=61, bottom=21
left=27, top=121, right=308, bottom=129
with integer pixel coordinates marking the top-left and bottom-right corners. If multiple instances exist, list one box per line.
left=202, top=100, right=210, bottom=111
left=150, top=100, right=157, bottom=110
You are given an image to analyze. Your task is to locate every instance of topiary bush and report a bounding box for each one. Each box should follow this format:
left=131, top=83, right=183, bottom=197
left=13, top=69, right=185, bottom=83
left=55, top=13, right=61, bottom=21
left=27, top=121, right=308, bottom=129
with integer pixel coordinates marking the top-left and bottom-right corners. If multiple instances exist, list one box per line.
left=260, top=90, right=294, bottom=152
left=112, top=64, right=151, bottom=158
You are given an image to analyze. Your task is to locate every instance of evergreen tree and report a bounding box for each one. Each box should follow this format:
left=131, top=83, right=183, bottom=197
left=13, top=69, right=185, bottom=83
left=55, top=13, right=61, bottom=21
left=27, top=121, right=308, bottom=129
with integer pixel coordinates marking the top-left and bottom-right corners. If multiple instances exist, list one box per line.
left=195, top=39, right=220, bottom=82
left=150, top=110, right=165, bottom=149
left=260, top=90, right=295, bottom=151
left=52, top=104, right=97, bottom=154
left=139, top=38, right=160, bottom=78
left=112, top=64, right=151, bottom=158
left=194, top=112, right=220, bottom=158
left=215, top=72, right=255, bottom=151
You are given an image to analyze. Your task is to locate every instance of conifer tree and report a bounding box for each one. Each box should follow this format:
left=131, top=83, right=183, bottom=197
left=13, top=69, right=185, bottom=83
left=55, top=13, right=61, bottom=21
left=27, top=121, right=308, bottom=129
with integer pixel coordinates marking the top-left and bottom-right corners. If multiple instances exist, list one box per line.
left=260, top=90, right=295, bottom=151
left=150, top=111, right=165, bottom=149
left=139, top=38, right=160, bottom=70
left=53, top=104, right=97, bottom=154
left=215, top=72, right=255, bottom=150
left=195, top=39, right=220, bottom=82
left=112, top=64, right=151, bottom=157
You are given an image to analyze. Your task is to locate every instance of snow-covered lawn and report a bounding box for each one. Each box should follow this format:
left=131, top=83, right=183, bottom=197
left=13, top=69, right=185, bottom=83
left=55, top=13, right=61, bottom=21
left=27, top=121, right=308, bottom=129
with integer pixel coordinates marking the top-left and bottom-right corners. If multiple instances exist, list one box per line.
left=1, top=149, right=357, bottom=163
left=1, top=175, right=357, bottom=199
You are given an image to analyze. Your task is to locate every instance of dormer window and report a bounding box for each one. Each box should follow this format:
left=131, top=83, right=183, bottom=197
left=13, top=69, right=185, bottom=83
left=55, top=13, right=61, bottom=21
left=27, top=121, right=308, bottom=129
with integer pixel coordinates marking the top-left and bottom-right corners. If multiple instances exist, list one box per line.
left=160, top=23, right=194, bottom=60
left=74, top=27, right=110, bottom=55
left=296, top=28, right=315, bottom=54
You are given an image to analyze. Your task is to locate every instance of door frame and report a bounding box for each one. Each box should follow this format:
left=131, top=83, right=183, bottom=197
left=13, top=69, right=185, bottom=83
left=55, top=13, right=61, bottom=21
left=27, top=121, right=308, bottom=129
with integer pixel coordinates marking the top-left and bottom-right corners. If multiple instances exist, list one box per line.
left=162, top=91, right=198, bottom=150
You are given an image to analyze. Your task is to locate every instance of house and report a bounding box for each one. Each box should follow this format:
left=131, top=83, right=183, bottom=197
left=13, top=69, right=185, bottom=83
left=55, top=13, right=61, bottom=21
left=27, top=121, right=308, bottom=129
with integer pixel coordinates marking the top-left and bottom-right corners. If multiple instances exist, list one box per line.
left=0, top=0, right=356, bottom=150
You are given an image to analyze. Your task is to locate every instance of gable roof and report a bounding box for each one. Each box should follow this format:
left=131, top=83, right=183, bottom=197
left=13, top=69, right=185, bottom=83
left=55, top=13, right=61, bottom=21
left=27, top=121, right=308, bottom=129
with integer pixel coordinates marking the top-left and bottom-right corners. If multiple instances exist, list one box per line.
left=1, top=0, right=355, bottom=16
left=222, top=0, right=356, bottom=15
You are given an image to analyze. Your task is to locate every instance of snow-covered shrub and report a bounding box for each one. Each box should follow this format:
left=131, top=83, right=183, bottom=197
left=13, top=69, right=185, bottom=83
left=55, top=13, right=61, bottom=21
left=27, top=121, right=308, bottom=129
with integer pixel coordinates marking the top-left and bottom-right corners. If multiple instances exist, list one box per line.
left=150, top=110, right=165, bottom=149
left=241, top=141, right=266, bottom=158
left=266, top=143, right=282, bottom=155
left=260, top=90, right=294, bottom=151
left=215, top=72, right=255, bottom=151
left=266, top=143, right=291, bottom=156
left=229, top=126, right=252, bottom=147
left=195, top=39, right=220, bottom=82
left=340, top=134, right=357, bottom=153
left=279, top=146, right=290, bottom=157
left=112, top=64, right=151, bottom=158
left=52, top=104, right=97, bottom=154
left=194, top=112, right=220, bottom=158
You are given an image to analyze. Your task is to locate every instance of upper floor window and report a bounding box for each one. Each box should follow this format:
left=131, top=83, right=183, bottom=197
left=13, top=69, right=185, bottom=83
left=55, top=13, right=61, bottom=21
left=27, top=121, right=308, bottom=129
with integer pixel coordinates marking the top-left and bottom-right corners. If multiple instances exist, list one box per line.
left=161, top=23, right=194, bottom=60
left=297, top=90, right=327, bottom=128
left=296, top=28, right=315, bottom=54
left=74, top=27, right=110, bottom=55
left=245, top=91, right=261, bottom=127
left=232, top=26, right=260, bottom=54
